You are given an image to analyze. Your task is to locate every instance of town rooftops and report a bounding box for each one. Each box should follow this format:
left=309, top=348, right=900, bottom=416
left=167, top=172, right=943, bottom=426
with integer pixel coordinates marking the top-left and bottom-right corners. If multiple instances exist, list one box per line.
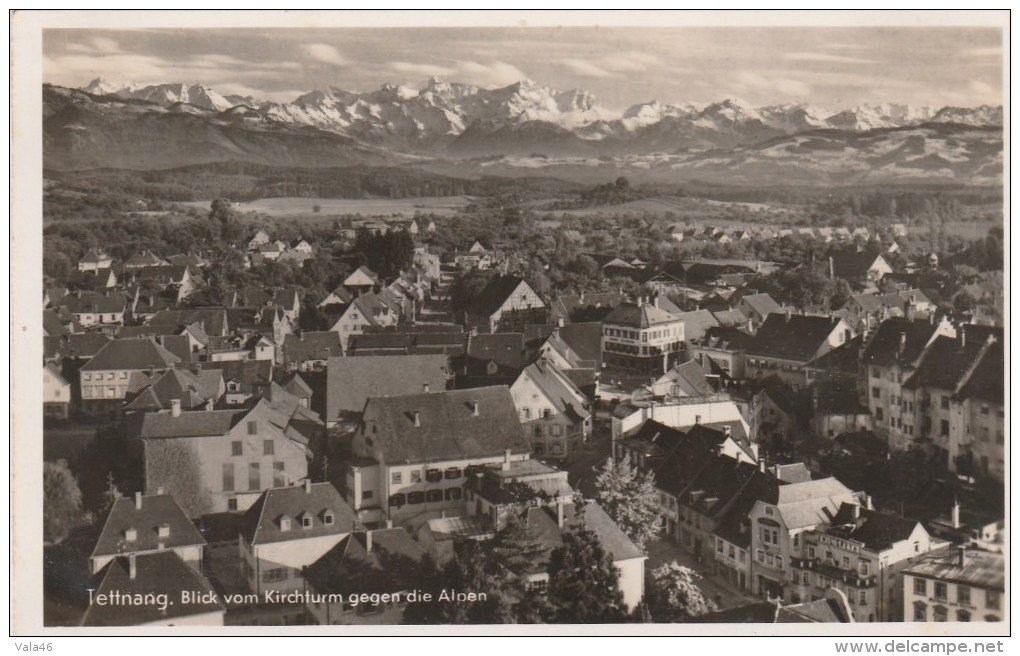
left=830, top=251, right=889, bottom=279
left=471, top=276, right=540, bottom=317
left=122, top=367, right=223, bottom=413
left=692, top=325, right=754, bottom=351
left=43, top=333, right=112, bottom=360
left=199, top=359, right=273, bottom=395
left=603, top=301, right=679, bottom=329
left=467, top=333, right=526, bottom=371
left=241, top=482, right=358, bottom=546
left=80, top=337, right=181, bottom=372
left=746, top=313, right=843, bottom=362
left=326, top=354, right=450, bottom=421
left=81, top=552, right=225, bottom=626
left=739, top=293, right=783, bottom=318
left=902, top=328, right=1001, bottom=395
left=672, top=309, right=721, bottom=342
left=517, top=361, right=591, bottom=421
left=283, top=331, right=344, bottom=364
left=805, top=335, right=864, bottom=374
left=60, top=291, right=127, bottom=315
left=904, top=546, right=1004, bottom=591
left=91, top=493, right=205, bottom=560
left=359, top=385, right=530, bottom=464
left=124, top=407, right=247, bottom=439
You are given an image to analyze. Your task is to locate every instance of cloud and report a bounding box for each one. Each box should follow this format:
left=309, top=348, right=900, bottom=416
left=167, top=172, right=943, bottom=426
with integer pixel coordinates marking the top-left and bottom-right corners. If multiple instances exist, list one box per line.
left=391, top=61, right=456, bottom=78
left=301, top=43, right=348, bottom=67
left=215, top=82, right=303, bottom=103
left=733, top=71, right=811, bottom=97
left=453, top=60, right=529, bottom=87
left=562, top=59, right=614, bottom=78
left=783, top=51, right=876, bottom=65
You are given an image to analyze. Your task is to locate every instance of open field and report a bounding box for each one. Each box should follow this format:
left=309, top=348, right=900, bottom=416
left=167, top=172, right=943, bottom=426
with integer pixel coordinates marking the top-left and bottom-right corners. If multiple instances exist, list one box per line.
left=546, top=195, right=805, bottom=218
left=178, top=196, right=475, bottom=217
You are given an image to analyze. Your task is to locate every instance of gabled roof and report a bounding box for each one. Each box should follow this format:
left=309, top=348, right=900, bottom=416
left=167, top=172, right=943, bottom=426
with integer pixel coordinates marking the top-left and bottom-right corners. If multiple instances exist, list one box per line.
left=515, top=361, right=590, bottom=422
left=81, top=552, right=224, bottom=626
left=78, top=248, right=111, bottom=264
left=60, top=291, right=127, bottom=315
left=91, top=494, right=205, bottom=559
left=805, top=334, right=863, bottom=374
left=122, top=367, right=223, bottom=413
left=344, top=265, right=381, bottom=287
left=467, top=333, right=525, bottom=371
left=603, top=302, right=679, bottom=328
left=692, top=325, right=754, bottom=351
left=830, top=251, right=889, bottom=279
left=826, top=504, right=924, bottom=551
left=124, top=407, right=247, bottom=439
left=43, top=333, right=112, bottom=360
left=655, top=359, right=713, bottom=397
left=738, top=292, right=783, bottom=317
left=672, top=309, right=720, bottom=342
left=746, top=313, right=842, bottom=362
left=283, top=331, right=344, bottom=363
left=81, top=338, right=181, bottom=372
left=305, top=529, right=427, bottom=595
left=125, top=250, right=168, bottom=267
left=556, top=322, right=603, bottom=368
left=359, top=386, right=529, bottom=463
left=904, top=546, right=1004, bottom=591
left=902, top=330, right=1001, bottom=394
left=326, top=354, right=450, bottom=421
left=148, top=308, right=228, bottom=336
left=240, top=482, right=358, bottom=546
left=471, top=276, right=542, bottom=317
left=860, top=317, right=942, bottom=366
left=199, top=359, right=273, bottom=394
left=957, top=338, right=1003, bottom=405
left=283, top=373, right=313, bottom=398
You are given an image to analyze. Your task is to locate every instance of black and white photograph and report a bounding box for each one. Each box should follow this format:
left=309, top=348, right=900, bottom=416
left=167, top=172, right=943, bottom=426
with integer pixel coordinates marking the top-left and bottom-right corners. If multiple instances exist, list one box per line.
left=11, top=10, right=1008, bottom=636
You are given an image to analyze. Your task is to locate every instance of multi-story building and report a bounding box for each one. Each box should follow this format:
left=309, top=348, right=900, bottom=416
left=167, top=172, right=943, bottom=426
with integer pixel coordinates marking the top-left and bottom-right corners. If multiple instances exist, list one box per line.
left=790, top=504, right=939, bottom=622
left=601, top=299, right=684, bottom=374
left=745, top=313, right=852, bottom=389
left=238, top=481, right=360, bottom=596
left=43, top=363, right=71, bottom=419
left=464, top=275, right=547, bottom=334
left=346, top=385, right=532, bottom=527
left=79, top=337, right=181, bottom=415
left=509, top=360, right=592, bottom=462
left=688, top=326, right=753, bottom=381
left=902, top=547, right=1005, bottom=623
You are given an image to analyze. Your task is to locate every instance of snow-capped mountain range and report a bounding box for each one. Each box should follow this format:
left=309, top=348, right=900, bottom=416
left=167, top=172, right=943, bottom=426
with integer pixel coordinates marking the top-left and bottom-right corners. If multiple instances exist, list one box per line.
left=81, top=76, right=1002, bottom=155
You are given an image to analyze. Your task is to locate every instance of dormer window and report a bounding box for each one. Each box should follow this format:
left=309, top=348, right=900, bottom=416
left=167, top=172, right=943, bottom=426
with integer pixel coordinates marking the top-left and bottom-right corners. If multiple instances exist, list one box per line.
left=157, top=523, right=170, bottom=538
left=323, top=511, right=334, bottom=526
left=280, top=516, right=291, bottom=531
left=301, top=514, right=313, bottom=529
left=124, top=528, right=137, bottom=542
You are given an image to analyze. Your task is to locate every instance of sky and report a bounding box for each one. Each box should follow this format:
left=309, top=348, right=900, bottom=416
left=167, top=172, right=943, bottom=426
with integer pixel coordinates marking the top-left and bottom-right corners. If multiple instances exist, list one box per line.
left=42, top=26, right=1004, bottom=112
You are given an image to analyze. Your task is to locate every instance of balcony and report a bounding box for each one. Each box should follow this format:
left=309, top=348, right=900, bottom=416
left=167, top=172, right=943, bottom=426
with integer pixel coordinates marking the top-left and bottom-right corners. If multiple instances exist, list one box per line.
left=792, top=557, right=878, bottom=588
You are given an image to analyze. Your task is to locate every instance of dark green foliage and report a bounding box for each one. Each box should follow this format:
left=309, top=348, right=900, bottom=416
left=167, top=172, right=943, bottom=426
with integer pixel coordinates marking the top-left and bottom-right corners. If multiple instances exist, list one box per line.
left=645, top=562, right=717, bottom=622
left=44, top=459, right=85, bottom=544
left=544, top=526, right=628, bottom=623
left=353, top=228, right=415, bottom=278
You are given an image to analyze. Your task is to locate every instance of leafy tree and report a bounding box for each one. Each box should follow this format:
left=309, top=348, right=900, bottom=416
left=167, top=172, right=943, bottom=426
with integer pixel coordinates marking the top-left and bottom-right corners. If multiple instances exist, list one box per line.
left=646, top=561, right=717, bottom=622
left=593, top=454, right=660, bottom=551
left=209, top=197, right=236, bottom=241
left=544, top=525, right=628, bottom=623
left=142, top=441, right=211, bottom=518
left=44, top=460, right=85, bottom=544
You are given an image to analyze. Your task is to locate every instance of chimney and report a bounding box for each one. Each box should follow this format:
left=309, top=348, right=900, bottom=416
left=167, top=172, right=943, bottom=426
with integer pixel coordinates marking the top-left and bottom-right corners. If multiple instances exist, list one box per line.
left=829, top=256, right=835, bottom=280
left=951, top=498, right=961, bottom=529
left=957, top=545, right=967, bottom=568
left=170, top=399, right=181, bottom=418
left=304, top=479, right=312, bottom=494
left=502, top=448, right=512, bottom=472
left=556, top=501, right=565, bottom=528
left=385, top=519, right=393, bottom=529
left=960, top=326, right=966, bottom=348
left=128, top=554, right=137, bottom=580
left=557, top=316, right=565, bottom=328
left=423, top=382, right=430, bottom=393
left=413, top=411, right=421, bottom=427
left=365, top=530, right=373, bottom=553
left=134, top=491, right=143, bottom=510
left=472, top=400, right=480, bottom=417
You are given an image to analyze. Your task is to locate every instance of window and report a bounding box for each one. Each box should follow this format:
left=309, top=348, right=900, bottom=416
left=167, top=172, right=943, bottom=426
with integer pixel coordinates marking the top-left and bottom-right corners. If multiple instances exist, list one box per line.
left=444, top=467, right=462, bottom=480
left=426, top=469, right=442, bottom=483
left=120, top=371, right=127, bottom=379
left=247, top=421, right=258, bottom=435
left=263, top=440, right=274, bottom=456
left=859, top=591, right=866, bottom=605
left=986, top=590, right=1000, bottom=610
left=913, top=579, right=927, bottom=596
left=391, top=471, right=403, bottom=485
left=933, top=605, right=947, bottom=622
left=232, top=441, right=243, bottom=456
left=871, top=387, right=881, bottom=399
left=941, top=396, right=950, bottom=410
left=362, top=490, right=374, bottom=500
left=957, top=610, right=971, bottom=622
left=411, top=471, right=422, bottom=484
left=301, top=515, right=312, bottom=529
left=957, top=586, right=970, bottom=605
left=248, top=462, right=260, bottom=491
left=107, top=386, right=116, bottom=398
left=426, top=489, right=444, bottom=503
left=83, top=373, right=91, bottom=381
left=940, top=420, right=949, bottom=437
left=445, top=487, right=462, bottom=501
left=107, top=373, right=115, bottom=380
left=859, top=561, right=870, bottom=577
left=124, top=528, right=137, bottom=542
left=760, top=526, right=779, bottom=546
left=842, top=556, right=850, bottom=569
left=263, top=568, right=288, bottom=583
left=280, top=516, right=291, bottom=531
left=273, top=462, right=286, bottom=487
left=756, top=549, right=764, bottom=563
left=389, top=493, right=406, bottom=507
left=522, top=408, right=531, bottom=419
left=227, top=498, right=238, bottom=511
left=407, top=491, right=425, bottom=505
left=222, top=463, right=234, bottom=492
left=913, top=602, right=927, bottom=622
left=934, top=582, right=947, bottom=600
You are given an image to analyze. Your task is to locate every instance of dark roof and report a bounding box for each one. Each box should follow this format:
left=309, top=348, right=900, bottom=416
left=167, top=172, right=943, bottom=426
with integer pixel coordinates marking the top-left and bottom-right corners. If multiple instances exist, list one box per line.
left=125, top=408, right=246, bottom=439
left=283, top=331, right=344, bottom=364
left=557, top=322, right=602, bottom=366
left=903, top=331, right=1001, bottom=393
left=43, top=333, right=112, bottom=360
left=673, top=309, right=720, bottom=342
left=148, top=308, right=228, bottom=336
left=805, top=334, right=863, bottom=374
left=60, top=291, right=127, bottom=315
left=826, top=504, right=923, bottom=551
left=122, top=367, right=223, bottom=412
left=467, top=333, right=525, bottom=371
left=905, top=546, right=1004, bottom=591
left=738, top=293, right=783, bottom=318
left=471, top=276, right=538, bottom=317
left=830, top=251, right=889, bottom=279
left=91, top=494, right=205, bottom=559
left=305, top=529, right=427, bottom=595
left=199, top=359, right=273, bottom=394
left=80, top=338, right=181, bottom=372
left=241, top=482, right=358, bottom=546
left=957, top=338, right=1003, bottom=405
left=81, top=552, right=224, bottom=626
left=746, top=313, right=842, bottom=362
left=359, top=386, right=530, bottom=463
left=692, top=325, right=754, bottom=351
left=326, top=354, right=450, bottom=421
left=603, top=302, right=679, bottom=328
left=757, top=375, right=798, bottom=414
left=860, top=318, right=941, bottom=366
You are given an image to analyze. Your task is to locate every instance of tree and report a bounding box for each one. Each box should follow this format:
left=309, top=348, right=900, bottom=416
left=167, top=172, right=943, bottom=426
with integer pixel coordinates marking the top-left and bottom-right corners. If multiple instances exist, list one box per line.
left=142, top=440, right=211, bottom=518
left=646, top=561, right=717, bottom=622
left=544, top=525, right=628, bottom=623
left=44, top=460, right=84, bottom=544
left=593, top=454, right=660, bottom=551
left=209, top=198, right=235, bottom=241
